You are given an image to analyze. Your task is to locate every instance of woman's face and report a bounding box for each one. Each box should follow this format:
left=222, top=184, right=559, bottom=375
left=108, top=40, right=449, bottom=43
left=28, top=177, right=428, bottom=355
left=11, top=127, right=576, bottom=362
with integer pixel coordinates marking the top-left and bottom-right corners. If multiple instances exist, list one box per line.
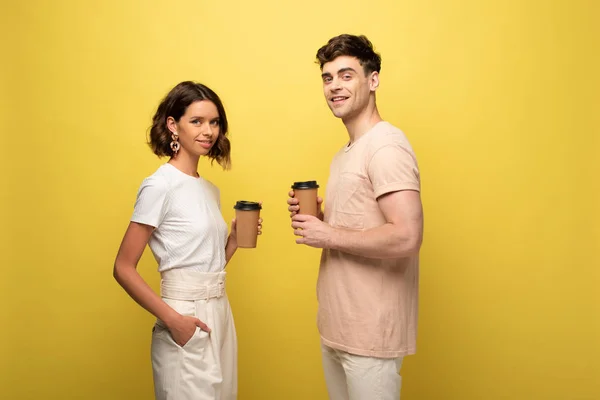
left=167, top=100, right=220, bottom=158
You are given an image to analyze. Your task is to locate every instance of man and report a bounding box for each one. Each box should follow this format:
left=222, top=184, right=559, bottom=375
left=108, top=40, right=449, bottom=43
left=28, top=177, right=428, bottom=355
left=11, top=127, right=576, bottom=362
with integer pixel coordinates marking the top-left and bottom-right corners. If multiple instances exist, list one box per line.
left=287, top=34, right=424, bottom=399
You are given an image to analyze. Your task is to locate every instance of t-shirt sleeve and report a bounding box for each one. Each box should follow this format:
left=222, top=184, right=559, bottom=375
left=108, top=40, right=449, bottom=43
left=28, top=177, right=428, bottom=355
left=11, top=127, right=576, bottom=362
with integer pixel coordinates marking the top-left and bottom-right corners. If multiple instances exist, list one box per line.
left=130, top=176, right=169, bottom=228
left=367, top=138, right=420, bottom=199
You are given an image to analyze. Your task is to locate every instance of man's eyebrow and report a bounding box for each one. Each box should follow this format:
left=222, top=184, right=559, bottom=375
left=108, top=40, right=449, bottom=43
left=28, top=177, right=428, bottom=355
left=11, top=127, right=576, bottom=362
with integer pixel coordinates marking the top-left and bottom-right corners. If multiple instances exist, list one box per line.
left=322, top=67, right=357, bottom=78
left=337, top=67, right=357, bottom=74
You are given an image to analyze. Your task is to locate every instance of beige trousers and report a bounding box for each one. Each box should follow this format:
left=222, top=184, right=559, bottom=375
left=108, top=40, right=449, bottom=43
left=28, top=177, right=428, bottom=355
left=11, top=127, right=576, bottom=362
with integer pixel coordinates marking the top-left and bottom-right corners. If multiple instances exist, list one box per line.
left=151, top=269, right=237, bottom=400
left=321, top=343, right=403, bottom=400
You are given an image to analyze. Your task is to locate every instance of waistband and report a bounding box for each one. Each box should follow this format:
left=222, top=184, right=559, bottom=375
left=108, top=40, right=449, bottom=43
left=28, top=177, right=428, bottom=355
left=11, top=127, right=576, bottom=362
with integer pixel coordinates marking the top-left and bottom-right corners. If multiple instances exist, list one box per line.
left=160, top=268, right=226, bottom=301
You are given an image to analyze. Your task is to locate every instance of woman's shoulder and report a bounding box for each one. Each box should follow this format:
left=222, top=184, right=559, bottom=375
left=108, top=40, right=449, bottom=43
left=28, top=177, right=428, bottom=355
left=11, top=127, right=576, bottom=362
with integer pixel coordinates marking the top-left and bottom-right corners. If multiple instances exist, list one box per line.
left=137, top=164, right=172, bottom=193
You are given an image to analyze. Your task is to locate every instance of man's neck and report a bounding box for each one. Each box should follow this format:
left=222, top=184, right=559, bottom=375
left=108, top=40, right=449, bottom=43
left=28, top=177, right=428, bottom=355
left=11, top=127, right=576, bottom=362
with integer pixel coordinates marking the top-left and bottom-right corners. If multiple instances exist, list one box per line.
left=343, top=106, right=383, bottom=145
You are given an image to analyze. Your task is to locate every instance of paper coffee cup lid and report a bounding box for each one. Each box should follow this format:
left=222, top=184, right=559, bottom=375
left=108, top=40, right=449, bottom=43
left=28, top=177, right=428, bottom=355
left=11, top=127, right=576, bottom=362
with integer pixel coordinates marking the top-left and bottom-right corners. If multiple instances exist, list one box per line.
left=234, top=201, right=261, bottom=211
left=292, top=180, right=319, bottom=189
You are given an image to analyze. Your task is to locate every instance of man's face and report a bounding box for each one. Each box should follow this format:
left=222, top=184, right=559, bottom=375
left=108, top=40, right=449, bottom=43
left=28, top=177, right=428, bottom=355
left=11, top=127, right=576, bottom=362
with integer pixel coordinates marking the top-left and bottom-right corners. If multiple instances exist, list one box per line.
left=321, top=56, right=378, bottom=120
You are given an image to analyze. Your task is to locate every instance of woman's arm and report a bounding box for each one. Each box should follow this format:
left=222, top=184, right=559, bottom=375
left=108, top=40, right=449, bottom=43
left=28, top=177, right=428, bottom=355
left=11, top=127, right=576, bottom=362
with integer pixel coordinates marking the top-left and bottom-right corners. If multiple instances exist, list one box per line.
left=225, top=221, right=238, bottom=263
left=113, top=222, right=210, bottom=345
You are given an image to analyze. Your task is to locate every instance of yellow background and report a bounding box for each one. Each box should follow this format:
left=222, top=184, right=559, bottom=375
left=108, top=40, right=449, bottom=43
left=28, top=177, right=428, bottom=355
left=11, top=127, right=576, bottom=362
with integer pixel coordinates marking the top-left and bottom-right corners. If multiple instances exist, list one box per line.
left=2, top=0, right=598, bottom=399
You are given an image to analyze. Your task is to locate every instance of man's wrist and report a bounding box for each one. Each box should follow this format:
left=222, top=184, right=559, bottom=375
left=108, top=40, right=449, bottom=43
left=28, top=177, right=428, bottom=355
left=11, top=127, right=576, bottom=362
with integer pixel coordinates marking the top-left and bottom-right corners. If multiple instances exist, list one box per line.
left=327, top=227, right=341, bottom=250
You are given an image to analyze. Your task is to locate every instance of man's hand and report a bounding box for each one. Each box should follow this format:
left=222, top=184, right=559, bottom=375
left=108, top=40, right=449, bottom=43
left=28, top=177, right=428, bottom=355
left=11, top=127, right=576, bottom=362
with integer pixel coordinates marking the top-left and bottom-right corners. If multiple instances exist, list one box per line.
left=287, top=190, right=324, bottom=220
left=291, top=214, right=335, bottom=248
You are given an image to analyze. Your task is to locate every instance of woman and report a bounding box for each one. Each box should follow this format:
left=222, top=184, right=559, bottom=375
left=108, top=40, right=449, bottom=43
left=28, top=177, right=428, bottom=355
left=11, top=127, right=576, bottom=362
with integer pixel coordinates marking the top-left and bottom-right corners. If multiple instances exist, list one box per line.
left=113, top=81, right=260, bottom=399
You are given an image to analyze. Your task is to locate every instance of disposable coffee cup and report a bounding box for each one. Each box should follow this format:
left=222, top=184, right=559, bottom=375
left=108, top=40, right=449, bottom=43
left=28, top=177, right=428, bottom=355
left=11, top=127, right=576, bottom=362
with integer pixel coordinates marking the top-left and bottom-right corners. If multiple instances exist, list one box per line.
left=291, top=181, right=319, bottom=217
left=233, top=201, right=261, bottom=248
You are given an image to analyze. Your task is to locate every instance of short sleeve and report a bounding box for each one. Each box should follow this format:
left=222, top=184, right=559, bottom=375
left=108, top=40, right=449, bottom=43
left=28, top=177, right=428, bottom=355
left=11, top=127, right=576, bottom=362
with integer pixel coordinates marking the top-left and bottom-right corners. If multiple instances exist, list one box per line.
left=368, top=139, right=420, bottom=199
left=130, top=176, right=170, bottom=228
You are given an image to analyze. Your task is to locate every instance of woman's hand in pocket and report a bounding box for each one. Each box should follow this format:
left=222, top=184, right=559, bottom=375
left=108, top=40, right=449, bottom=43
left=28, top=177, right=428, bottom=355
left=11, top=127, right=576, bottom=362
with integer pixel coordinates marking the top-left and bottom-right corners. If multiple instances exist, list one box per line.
left=167, top=314, right=211, bottom=347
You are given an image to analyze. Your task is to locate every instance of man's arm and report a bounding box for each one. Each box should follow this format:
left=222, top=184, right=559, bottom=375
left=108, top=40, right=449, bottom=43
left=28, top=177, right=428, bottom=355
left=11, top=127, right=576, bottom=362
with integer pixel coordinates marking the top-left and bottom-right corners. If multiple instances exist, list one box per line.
left=330, top=189, right=423, bottom=259
left=292, top=189, right=423, bottom=259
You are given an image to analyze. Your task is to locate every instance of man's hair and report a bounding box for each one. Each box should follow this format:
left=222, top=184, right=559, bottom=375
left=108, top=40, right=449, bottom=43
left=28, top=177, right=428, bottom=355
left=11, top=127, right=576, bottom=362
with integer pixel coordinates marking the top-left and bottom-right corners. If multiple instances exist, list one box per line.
left=316, top=34, right=381, bottom=75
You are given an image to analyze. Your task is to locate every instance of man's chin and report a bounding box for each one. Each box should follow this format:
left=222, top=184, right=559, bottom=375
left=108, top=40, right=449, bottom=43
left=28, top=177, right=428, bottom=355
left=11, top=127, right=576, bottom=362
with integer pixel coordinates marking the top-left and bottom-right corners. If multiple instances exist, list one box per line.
left=329, top=108, right=347, bottom=119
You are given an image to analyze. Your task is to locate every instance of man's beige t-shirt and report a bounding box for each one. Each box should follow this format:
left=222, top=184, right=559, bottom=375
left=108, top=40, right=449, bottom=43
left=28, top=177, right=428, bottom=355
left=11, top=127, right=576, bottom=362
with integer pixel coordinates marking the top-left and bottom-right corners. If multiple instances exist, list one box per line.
left=318, top=121, right=420, bottom=359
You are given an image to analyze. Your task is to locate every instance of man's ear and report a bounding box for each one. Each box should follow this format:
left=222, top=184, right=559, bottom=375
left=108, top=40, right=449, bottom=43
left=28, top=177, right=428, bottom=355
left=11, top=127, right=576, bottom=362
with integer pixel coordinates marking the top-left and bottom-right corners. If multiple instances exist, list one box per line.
left=369, top=71, right=380, bottom=92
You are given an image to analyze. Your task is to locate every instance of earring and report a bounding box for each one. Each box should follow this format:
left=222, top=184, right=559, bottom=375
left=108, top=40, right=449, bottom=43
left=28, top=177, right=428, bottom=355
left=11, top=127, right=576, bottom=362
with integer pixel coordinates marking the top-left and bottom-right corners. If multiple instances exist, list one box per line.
left=170, top=132, right=180, bottom=155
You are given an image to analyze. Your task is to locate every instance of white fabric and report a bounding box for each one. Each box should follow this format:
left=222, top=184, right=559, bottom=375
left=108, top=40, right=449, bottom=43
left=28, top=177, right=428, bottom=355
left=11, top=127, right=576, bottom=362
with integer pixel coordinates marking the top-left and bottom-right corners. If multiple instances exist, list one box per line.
left=131, top=163, right=228, bottom=272
left=321, top=343, right=403, bottom=400
left=152, top=269, right=237, bottom=400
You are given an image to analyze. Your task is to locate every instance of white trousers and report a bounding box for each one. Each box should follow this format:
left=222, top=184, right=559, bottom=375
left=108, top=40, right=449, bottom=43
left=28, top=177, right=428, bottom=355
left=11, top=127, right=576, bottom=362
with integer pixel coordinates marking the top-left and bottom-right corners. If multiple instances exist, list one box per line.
left=151, top=269, right=237, bottom=400
left=321, top=343, right=403, bottom=400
